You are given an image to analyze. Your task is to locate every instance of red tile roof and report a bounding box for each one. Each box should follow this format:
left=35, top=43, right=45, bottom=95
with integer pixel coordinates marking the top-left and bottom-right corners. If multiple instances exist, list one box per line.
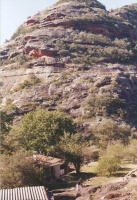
left=33, top=155, right=64, bottom=167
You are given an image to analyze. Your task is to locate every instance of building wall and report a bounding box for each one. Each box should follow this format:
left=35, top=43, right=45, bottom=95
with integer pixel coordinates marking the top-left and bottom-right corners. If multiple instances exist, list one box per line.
left=53, top=165, right=60, bottom=178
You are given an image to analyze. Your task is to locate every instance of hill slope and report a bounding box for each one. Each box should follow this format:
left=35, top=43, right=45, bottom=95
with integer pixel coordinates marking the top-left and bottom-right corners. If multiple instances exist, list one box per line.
left=0, top=0, right=137, bottom=130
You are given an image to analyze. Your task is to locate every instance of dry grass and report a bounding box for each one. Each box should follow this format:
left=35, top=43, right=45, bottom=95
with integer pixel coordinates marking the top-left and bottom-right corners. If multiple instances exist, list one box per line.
left=81, top=161, right=98, bottom=174
left=81, top=161, right=137, bottom=187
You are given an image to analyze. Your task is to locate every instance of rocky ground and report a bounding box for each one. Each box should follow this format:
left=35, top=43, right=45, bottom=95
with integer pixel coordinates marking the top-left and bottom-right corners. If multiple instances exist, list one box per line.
left=53, top=169, right=137, bottom=200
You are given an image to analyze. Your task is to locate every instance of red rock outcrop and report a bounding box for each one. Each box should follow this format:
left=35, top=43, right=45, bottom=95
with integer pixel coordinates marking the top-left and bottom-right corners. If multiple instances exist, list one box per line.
left=24, top=35, right=37, bottom=42
left=29, top=49, right=42, bottom=58
left=28, top=48, right=57, bottom=58
left=26, top=18, right=40, bottom=26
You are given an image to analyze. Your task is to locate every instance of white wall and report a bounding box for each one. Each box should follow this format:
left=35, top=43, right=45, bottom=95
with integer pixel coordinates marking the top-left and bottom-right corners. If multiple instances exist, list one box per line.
left=53, top=165, right=60, bottom=178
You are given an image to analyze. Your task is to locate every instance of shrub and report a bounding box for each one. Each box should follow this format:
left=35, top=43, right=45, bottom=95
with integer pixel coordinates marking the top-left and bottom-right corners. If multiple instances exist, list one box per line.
left=3, top=102, right=16, bottom=113
left=10, top=25, right=36, bottom=40
left=90, top=120, right=131, bottom=148
left=0, top=151, right=45, bottom=189
left=56, top=0, right=106, bottom=10
left=87, top=93, right=126, bottom=118
left=10, top=25, right=26, bottom=40
left=13, top=74, right=41, bottom=92
left=97, top=155, right=120, bottom=176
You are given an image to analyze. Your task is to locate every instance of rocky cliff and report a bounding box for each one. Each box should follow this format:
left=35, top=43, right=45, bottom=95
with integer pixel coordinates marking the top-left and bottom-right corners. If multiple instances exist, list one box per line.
left=0, top=0, right=137, bottom=129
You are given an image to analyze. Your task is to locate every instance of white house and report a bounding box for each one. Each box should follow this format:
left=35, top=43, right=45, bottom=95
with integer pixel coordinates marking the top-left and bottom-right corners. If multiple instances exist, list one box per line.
left=32, top=154, right=65, bottom=179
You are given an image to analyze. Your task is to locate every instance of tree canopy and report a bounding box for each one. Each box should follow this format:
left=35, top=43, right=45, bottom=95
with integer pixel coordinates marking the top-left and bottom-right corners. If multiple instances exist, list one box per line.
left=56, top=132, right=88, bottom=174
left=0, top=150, right=45, bottom=189
left=90, top=119, right=131, bottom=148
left=3, top=108, right=76, bottom=154
left=0, top=111, right=13, bottom=136
left=0, top=111, right=14, bottom=152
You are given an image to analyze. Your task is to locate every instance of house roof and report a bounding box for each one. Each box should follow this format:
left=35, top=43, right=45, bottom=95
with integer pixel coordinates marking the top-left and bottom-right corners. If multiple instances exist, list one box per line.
left=33, top=154, right=64, bottom=167
left=0, top=186, right=49, bottom=200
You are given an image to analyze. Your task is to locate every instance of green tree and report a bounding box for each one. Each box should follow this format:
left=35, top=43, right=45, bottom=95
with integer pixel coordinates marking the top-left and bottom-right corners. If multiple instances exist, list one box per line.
left=91, top=120, right=131, bottom=148
left=105, top=143, right=126, bottom=161
left=117, top=123, right=131, bottom=145
left=4, top=109, right=76, bottom=154
left=87, top=93, right=125, bottom=118
left=0, top=111, right=13, bottom=136
left=0, top=150, right=45, bottom=189
left=125, top=139, right=137, bottom=163
left=0, top=111, right=13, bottom=152
left=56, top=132, right=88, bottom=174
left=97, top=155, right=120, bottom=176
left=91, top=119, right=118, bottom=148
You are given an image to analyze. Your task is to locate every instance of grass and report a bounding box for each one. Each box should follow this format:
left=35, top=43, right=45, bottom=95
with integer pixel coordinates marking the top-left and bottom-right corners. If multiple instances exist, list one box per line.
left=46, top=162, right=137, bottom=190
left=81, top=161, right=137, bottom=187
left=12, top=75, right=41, bottom=92
left=81, top=161, right=98, bottom=174
left=81, top=162, right=116, bottom=186
left=113, top=166, right=133, bottom=177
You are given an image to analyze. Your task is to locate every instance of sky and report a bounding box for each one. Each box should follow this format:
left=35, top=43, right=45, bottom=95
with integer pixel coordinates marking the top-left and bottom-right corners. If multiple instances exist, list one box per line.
left=0, top=0, right=137, bottom=46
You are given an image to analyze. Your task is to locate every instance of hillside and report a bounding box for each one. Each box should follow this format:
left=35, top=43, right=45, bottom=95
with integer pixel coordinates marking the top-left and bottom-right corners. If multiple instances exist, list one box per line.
left=0, top=0, right=137, bottom=129
left=1, top=0, right=137, bottom=198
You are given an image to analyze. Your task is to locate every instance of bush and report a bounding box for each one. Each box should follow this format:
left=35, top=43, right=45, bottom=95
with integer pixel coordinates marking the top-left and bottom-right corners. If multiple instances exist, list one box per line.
left=86, top=92, right=126, bottom=118
left=97, top=155, right=120, bottom=176
left=105, top=144, right=126, bottom=161
left=90, top=120, right=131, bottom=148
left=56, top=0, right=106, bottom=10
left=125, top=139, right=137, bottom=163
left=13, top=74, right=41, bottom=92
left=0, top=151, right=45, bottom=189
left=10, top=25, right=30, bottom=40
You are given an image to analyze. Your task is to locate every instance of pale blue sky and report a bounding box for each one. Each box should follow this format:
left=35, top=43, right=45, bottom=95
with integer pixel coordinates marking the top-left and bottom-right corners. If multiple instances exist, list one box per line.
left=0, top=0, right=137, bottom=45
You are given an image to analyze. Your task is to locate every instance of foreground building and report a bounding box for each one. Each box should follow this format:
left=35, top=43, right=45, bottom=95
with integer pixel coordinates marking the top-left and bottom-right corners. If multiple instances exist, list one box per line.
left=0, top=186, right=50, bottom=200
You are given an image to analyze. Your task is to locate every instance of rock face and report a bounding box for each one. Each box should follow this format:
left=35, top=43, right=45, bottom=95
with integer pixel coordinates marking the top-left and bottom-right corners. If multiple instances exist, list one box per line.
left=0, top=0, right=137, bottom=128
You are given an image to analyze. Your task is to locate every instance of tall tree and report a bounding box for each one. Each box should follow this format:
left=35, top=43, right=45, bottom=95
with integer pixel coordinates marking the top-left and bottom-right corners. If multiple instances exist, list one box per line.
left=3, top=108, right=76, bottom=154
left=91, top=119, right=131, bottom=148
left=91, top=119, right=118, bottom=148
left=56, top=132, right=88, bottom=174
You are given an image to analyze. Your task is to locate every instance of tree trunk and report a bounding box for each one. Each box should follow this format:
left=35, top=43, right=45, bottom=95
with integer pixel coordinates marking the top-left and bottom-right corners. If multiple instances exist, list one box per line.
left=74, top=162, right=81, bottom=174
left=64, top=161, right=69, bottom=174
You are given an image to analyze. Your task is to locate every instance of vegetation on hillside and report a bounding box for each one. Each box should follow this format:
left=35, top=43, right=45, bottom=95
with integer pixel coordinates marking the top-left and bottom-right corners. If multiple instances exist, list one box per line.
left=2, top=109, right=76, bottom=154
left=1, top=107, right=137, bottom=188
left=1, top=0, right=137, bottom=192
left=0, top=111, right=14, bottom=152
left=56, top=0, right=106, bottom=10
left=12, top=74, right=42, bottom=92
